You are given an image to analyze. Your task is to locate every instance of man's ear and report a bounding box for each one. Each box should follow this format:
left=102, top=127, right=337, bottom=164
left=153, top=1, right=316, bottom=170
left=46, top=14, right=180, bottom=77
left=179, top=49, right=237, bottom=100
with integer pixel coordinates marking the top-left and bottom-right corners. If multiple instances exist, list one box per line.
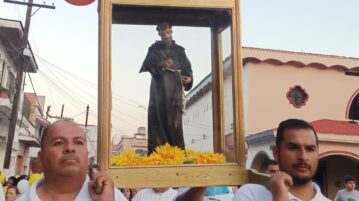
left=272, top=145, right=279, bottom=161
left=38, top=151, right=43, bottom=162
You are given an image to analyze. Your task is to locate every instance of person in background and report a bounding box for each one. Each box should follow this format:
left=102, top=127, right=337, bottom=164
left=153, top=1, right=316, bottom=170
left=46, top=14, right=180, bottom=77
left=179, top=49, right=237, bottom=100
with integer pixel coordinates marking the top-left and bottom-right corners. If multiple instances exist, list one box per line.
left=120, top=188, right=132, bottom=201
left=3, top=177, right=16, bottom=194
left=132, top=188, right=177, bottom=201
left=230, top=186, right=239, bottom=194
left=28, top=158, right=42, bottom=187
left=5, top=186, right=18, bottom=201
left=260, top=159, right=279, bottom=176
left=131, top=188, right=141, bottom=198
left=334, top=175, right=359, bottom=201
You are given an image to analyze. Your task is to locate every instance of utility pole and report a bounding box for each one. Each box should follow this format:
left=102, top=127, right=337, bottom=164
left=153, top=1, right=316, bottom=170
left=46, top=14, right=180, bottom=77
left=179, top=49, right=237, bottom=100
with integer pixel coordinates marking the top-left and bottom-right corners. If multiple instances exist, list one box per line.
left=3, top=0, right=55, bottom=169
left=60, top=104, right=64, bottom=118
left=85, top=105, right=89, bottom=127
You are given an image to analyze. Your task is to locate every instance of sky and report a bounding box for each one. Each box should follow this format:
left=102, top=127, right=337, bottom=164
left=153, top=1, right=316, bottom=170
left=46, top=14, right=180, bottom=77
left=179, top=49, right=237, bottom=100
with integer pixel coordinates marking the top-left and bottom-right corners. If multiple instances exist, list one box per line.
left=0, top=0, right=359, bottom=143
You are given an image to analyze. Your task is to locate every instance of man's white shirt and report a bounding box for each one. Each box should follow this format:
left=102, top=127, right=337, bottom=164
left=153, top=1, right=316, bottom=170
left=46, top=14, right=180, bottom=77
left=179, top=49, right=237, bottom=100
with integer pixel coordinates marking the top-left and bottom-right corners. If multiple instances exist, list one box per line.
left=16, top=175, right=127, bottom=201
left=233, top=183, right=330, bottom=201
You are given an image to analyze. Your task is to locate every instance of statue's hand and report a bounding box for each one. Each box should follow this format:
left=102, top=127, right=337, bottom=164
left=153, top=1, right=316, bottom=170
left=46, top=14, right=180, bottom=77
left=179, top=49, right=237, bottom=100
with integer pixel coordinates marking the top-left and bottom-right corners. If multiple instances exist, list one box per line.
left=182, top=76, right=192, bottom=84
left=163, top=58, right=174, bottom=68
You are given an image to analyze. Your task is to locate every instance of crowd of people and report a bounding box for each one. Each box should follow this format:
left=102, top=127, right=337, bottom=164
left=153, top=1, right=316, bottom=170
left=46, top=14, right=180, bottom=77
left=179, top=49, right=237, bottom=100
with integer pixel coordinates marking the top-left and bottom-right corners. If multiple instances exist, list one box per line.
left=0, top=119, right=356, bottom=201
left=0, top=158, right=43, bottom=201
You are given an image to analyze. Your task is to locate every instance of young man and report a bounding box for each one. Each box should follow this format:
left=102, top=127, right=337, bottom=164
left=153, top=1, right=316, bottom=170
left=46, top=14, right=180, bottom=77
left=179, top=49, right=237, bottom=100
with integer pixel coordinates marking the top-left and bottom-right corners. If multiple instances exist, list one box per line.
left=17, top=119, right=127, bottom=201
left=28, top=158, right=42, bottom=186
left=140, top=22, right=193, bottom=154
left=175, top=119, right=330, bottom=201
left=334, top=175, right=359, bottom=201
left=261, top=159, right=279, bottom=176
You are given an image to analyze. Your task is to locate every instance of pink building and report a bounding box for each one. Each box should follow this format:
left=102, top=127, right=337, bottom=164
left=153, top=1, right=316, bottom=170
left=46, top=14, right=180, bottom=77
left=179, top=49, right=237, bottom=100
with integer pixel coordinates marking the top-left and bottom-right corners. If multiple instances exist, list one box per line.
left=184, top=47, right=359, bottom=199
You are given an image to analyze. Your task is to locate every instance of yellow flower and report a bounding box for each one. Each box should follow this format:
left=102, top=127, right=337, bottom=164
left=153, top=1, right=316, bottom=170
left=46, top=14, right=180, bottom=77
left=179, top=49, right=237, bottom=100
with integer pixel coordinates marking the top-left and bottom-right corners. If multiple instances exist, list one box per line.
left=187, top=150, right=226, bottom=164
left=111, top=150, right=142, bottom=166
left=151, top=143, right=186, bottom=165
left=111, top=144, right=226, bottom=166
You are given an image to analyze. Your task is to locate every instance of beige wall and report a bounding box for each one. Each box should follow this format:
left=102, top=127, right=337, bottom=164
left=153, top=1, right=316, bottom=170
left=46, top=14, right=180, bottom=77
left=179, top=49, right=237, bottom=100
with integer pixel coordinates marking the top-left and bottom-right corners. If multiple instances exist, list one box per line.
left=246, top=62, right=359, bottom=134
left=320, top=142, right=359, bottom=157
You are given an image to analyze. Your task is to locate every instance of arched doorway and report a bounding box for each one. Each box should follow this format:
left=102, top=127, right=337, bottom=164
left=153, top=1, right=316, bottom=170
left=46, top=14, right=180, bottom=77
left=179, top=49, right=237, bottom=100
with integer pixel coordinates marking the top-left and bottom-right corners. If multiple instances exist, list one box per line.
left=250, top=151, right=270, bottom=172
left=348, top=92, right=359, bottom=120
left=313, top=153, right=359, bottom=200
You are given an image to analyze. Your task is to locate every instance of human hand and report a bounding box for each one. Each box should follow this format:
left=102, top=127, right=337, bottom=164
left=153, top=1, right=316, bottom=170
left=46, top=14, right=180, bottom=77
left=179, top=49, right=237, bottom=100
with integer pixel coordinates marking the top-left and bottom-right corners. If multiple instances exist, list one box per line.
left=88, top=171, right=115, bottom=201
left=182, top=76, right=192, bottom=84
left=268, top=171, right=292, bottom=201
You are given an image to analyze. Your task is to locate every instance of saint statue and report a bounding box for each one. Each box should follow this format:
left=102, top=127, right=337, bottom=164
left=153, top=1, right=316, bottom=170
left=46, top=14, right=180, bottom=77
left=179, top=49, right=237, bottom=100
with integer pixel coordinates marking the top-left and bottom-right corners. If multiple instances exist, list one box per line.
left=140, top=22, right=193, bottom=154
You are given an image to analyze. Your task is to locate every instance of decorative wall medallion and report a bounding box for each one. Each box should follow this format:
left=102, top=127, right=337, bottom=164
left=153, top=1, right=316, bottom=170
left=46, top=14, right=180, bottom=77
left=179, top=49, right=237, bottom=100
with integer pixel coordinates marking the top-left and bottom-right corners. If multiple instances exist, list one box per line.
left=286, top=85, right=308, bottom=108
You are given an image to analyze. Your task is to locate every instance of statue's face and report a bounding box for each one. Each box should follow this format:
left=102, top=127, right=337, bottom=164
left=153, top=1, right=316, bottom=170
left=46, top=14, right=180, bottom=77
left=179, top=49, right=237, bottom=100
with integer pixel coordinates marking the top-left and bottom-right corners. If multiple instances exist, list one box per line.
left=158, top=28, right=173, bottom=45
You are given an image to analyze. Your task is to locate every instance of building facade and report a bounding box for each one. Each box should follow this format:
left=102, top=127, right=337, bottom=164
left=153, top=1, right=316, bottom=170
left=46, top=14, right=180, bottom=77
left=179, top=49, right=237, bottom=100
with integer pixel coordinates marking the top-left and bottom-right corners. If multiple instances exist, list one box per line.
left=113, top=127, right=148, bottom=156
left=0, top=18, right=40, bottom=176
left=183, top=47, right=359, bottom=199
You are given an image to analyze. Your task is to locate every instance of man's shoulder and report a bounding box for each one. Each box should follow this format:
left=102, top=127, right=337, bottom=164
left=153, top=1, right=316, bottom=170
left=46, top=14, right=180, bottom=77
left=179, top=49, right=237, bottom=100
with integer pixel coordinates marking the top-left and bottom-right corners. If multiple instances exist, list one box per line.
left=312, top=183, right=331, bottom=201
left=133, top=188, right=153, bottom=198
left=239, top=184, right=269, bottom=191
left=335, top=188, right=346, bottom=194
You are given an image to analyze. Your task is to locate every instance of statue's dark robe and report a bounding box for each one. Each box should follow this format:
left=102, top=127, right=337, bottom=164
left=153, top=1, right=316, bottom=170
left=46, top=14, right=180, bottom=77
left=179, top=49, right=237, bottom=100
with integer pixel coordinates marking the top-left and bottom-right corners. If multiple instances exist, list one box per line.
left=140, top=41, right=193, bottom=154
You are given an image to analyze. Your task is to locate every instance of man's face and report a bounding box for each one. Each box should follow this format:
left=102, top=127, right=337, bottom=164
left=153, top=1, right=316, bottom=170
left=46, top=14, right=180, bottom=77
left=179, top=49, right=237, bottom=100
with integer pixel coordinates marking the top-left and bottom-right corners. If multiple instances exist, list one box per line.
left=266, top=164, right=279, bottom=175
left=345, top=180, right=356, bottom=191
left=39, top=121, right=88, bottom=178
left=273, top=128, right=318, bottom=185
left=158, top=28, right=173, bottom=45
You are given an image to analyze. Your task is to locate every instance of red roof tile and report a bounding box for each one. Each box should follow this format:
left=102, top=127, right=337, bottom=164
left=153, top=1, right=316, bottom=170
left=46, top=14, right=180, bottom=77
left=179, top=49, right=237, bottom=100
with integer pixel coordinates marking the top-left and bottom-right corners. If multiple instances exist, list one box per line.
left=311, top=119, right=359, bottom=136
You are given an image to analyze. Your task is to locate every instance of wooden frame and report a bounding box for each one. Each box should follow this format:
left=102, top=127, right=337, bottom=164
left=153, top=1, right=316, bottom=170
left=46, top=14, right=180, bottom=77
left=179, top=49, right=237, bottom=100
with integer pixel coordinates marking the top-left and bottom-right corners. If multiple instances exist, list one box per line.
left=98, top=0, right=263, bottom=188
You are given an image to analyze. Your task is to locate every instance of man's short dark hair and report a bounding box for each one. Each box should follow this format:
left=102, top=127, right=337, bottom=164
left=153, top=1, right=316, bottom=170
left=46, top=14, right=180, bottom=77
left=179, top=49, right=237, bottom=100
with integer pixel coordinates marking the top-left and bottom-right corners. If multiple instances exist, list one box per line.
left=260, top=159, right=278, bottom=172
left=344, top=175, right=355, bottom=183
left=156, top=22, right=172, bottom=32
left=276, top=119, right=318, bottom=149
left=40, top=119, right=78, bottom=149
left=264, top=159, right=278, bottom=168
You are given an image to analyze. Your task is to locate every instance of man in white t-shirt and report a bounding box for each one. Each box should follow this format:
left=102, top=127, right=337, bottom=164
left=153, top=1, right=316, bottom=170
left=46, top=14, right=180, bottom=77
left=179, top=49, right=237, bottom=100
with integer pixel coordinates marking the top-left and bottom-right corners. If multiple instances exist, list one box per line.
left=17, top=119, right=126, bottom=201
left=175, top=119, right=330, bottom=201
left=132, top=188, right=177, bottom=201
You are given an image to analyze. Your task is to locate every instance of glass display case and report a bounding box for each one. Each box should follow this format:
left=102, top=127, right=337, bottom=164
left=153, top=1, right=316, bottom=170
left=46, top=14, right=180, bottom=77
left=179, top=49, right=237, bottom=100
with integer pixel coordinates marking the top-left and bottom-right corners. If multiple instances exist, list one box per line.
left=98, top=0, right=263, bottom=188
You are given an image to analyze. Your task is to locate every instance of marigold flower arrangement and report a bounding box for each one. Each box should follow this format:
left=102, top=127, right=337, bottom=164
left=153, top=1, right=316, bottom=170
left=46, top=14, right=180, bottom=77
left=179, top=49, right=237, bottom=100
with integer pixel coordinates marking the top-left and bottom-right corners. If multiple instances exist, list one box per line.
left=111, top=143, right=226, bottom=166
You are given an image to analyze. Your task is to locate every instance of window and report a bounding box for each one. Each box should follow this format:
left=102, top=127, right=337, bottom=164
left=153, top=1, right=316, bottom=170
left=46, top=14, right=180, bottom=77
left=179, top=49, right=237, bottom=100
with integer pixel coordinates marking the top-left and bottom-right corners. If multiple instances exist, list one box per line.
left=286, top=85, right=308, bottom=108
left=348, top=93, right=359, bottom=120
